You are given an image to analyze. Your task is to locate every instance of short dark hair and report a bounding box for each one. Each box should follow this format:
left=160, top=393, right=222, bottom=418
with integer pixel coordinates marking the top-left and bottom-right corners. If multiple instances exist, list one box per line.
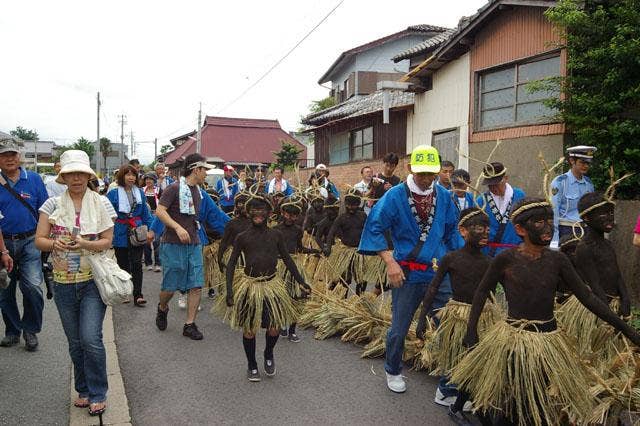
left=441, top=160, right=455, bottom=169
left=129, top=159, right=140, bottom=166
left=458, top=207, right=488, bottom=227
left=452, top=169, right=471, bottom=184
left=273, top=166, right=283, bottom=174
left=382, top=153, right=399, bottom=165
left=360, top=166, right=372, bottom=174
left=578, top=191, right=609, bottom=217
left=182, top=153, right=206, bottom=177
left=116, top=164, right=138, bottom=187
left=511, top=197, right=553, bottom=226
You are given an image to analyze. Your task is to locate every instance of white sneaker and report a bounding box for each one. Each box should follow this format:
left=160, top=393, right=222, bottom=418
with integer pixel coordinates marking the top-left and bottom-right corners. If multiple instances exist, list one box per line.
left=434, top=388, right=473, bottom=412
left=385, top=372, right=406, bottom=393
left=147, top=265, right=153, bottom=271
left=178, top=294, right=187, bottom=309
left=154, top=265, right=161, bottom=272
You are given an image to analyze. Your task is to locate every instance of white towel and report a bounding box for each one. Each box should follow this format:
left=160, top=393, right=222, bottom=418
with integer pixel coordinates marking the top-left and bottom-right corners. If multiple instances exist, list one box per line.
left=49, top=189, right=113, bottom=235
left=179, top=176, right=196, bottom=215
left=267, top=178, right=288, bottom=194
left=407, top=174, right=434, bottom=196
left=117, top=186, right=142, bottom=214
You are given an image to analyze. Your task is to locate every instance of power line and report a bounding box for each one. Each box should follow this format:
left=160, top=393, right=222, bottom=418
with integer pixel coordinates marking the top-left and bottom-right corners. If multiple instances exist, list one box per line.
left=216, top=0, right=344, bottom=114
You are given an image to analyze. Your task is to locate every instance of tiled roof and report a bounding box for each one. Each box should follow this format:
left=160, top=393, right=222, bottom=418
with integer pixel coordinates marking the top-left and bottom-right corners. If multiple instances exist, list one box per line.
left=318, top=25, right=451, bottom=84
left=302, top=90, right=414, bottom=126
left=164, top=116, right=307, bottom=166
left=392, top=29, right=457, bottom=62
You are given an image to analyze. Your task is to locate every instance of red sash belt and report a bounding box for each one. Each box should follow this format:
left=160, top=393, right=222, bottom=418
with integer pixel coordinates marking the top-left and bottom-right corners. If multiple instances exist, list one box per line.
left=487, top=242, right=518, bottom=248
left=398, top=260, right=429, bottom=271
left=116, top=216, right=141, bottom=228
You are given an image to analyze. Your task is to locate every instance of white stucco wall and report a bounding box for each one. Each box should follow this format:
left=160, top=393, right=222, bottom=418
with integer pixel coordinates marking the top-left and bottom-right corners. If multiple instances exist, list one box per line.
left=407, top=52, right=471, bottom=170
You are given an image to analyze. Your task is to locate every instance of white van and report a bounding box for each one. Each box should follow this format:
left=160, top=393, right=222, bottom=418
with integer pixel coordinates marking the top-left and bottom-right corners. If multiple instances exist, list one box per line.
left=205, top=168, right=225, bottom=190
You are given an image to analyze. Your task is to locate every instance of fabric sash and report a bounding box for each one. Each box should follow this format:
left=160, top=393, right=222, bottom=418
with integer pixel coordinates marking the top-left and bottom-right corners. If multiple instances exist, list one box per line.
left=484, top=191, right=512, bottom=225
left=405, top=183, right=437, bottom=243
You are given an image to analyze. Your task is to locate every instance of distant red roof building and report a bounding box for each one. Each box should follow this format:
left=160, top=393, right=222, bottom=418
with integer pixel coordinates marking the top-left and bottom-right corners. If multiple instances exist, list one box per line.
left=163, top=116, right=306, bottom=167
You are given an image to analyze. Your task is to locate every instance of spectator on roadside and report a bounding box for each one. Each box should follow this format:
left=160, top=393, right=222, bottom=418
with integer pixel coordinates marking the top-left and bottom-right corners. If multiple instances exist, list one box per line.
left=34, top=149, right=114, bottom=417
left=0, top=136, right=48, bottom=352
left=129, top=159, right=141, bottom=173
left=354, top=166, right=374, bottom=215
left=46, top=161, right=67, bottom=197
left=237, top=170, right=247, bottom=192
left=371, top=153, right=401, bottom=203
left=634, top=215, right=640, bottom=247
left=142, top=173, right=161, bottom=272
left=107, top=164, right=153, bottom=307
left=155, top=163, right=173, bottom=194
left=0, top=215, right=14, bottom=289
left=315, top=164, right=340, bottom=199
left=267, top=166, right=293, bottom=197
left=216, top=165, right=239, bottom=215
left=436, top=160, right=455, bottom=190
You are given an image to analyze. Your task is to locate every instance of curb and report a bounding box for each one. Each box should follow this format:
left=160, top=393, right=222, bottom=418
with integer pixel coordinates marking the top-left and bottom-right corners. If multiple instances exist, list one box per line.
left=69, top=306, right=132, bottom=426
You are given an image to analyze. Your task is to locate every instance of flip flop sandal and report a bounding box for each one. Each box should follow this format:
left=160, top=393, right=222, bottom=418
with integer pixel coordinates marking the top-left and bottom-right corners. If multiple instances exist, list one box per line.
left=134, top=298, right=147, bottom=307
left=89, top=404, right=107, bottom=416
left=74, top=399, right=90, bottom=408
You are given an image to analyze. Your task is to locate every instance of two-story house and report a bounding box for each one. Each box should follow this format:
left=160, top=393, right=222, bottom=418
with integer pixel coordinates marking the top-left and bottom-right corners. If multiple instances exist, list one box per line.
left=302, top=25, right=450, bottom=186
left=400, top=0, right=564, bottom=195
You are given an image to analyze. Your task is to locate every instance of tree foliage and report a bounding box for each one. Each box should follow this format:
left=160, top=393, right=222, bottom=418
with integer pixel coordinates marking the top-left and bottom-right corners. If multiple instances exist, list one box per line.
left=272, top=140, right=303, bottom=171
left=546, top=0, right=640, bottom=199
left=160, top=144, right=173, bottom=155
left=99, top=137, right=111, bottom=163
left=309, top=96, right=337, bottom=114
left=10, top=126, right=38, bottom=141
left=57, top=137, right=96, bottom=160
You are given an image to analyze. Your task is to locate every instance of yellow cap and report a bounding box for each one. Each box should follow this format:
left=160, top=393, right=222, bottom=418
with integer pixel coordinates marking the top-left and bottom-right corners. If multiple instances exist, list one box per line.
left=409, top=145, right=441, bottom=173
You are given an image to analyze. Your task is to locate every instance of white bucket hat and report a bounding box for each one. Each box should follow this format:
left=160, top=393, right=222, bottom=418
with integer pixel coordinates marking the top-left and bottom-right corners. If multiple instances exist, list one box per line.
left=56, top=150, right=97, bottom=183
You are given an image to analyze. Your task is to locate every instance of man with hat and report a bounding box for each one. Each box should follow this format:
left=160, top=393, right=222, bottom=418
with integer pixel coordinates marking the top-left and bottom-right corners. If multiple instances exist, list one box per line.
left=216, top=165, right=239, bottom=215
left=550, top=145, right=596, bottom=248
left=478, top=162, right=526, bottom=257
left=0, top=135, right=48, bottom=350
left=359, top=145, right=458, bottom=394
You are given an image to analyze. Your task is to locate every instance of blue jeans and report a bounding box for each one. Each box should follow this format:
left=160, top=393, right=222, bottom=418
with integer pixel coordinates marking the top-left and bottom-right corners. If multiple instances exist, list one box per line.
left=0, top=236, right=44, bottom=336
left=54, top=280, right=108, bottom=403
left=384, top=274, right=452, bottom=376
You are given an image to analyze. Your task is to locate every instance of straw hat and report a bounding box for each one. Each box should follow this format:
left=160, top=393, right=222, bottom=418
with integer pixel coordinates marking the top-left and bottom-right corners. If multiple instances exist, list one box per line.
left=56, top=150, right=98, bottom=183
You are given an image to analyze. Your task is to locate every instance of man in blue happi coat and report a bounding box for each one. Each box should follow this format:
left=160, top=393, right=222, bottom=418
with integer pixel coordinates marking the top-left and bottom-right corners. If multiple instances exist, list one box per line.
left=359, top=145, right=458, bottom=395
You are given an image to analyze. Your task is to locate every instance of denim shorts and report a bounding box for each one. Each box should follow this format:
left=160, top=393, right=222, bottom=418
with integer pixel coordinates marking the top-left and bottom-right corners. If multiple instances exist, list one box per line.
left=159, top=243, right=203, bottom=292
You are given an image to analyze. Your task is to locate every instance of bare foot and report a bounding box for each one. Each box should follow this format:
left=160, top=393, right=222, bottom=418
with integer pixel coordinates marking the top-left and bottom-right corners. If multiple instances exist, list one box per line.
left=73, top=397, right=89, bottom=408
left=89, top=402, right=107, bottom=416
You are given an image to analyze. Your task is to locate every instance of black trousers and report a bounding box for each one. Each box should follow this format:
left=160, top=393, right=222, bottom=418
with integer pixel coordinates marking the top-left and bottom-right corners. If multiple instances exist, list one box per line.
left=115, top=245, right=144, bottom=299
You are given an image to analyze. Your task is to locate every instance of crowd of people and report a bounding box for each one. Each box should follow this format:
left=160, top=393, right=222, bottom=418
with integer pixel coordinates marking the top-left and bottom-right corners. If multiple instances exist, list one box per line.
left=1, top=130, right=639, bottom=424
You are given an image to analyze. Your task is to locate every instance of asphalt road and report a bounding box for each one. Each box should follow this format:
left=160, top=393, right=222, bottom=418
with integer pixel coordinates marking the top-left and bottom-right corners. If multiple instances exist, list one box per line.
left=114, top=272, right=457, bottom=426
left=0, top=295, right=70, bottom=426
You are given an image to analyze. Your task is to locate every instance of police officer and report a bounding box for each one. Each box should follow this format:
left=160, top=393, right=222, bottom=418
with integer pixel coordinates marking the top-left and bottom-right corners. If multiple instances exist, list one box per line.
left=550, top=145, right=596, bottom=248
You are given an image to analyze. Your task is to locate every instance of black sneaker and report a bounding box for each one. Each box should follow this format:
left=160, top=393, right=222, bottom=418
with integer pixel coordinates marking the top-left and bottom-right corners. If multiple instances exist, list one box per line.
left=183, top=323, right=203, bottom=340
left=207, top=288, right=215, bottom=299
left=247, top=368, right=261, bottom=382
left=156, top=304, right=168, bottom=331
left=279, top=328, right=288, bottom=337
left=23, top=332, right=38, bottom=352
left=288, top=333, right=301, bottom=343
left=0, top=335, right=19, bottom=347
left=264, top=358, right=276, bottom=377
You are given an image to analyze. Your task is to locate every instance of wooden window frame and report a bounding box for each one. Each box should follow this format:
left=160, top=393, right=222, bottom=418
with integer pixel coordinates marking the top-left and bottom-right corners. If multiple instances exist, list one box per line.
left=475, top=50, right=562, bottom=132
left=350, top=126, right=374, bottom=162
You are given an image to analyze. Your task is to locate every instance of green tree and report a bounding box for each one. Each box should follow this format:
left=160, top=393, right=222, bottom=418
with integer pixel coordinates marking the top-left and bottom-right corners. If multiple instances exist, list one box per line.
left=546, top=0, right=640, bottom=199
left=272, top=140, right=303, bottom=171
left=71, top=137, right=96, bottom=158
left=10, top=126, right=38, bottom=141
left=309, top=96, right=336, bottom=114
left=160, top=144, right=173, bottom=155
left=99, top=137, right=112, bottom=170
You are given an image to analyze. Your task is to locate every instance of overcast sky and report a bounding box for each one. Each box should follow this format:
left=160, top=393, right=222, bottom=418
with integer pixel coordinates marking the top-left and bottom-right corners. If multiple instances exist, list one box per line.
left=1, top=0, right=485, bottom=164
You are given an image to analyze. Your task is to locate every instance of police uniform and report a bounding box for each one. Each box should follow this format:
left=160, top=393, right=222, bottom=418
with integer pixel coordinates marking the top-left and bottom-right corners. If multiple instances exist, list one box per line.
left=550, top=146, right=596, bottom=247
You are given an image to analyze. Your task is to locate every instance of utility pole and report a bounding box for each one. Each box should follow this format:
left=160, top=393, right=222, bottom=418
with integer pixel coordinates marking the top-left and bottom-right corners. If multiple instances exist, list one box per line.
left=196, top=102, right=202, bottom=154
left=119, top=114, right=127, bottom=164
left=154, top=138, right=158, bottom=162
left=34, top=138, right=38, bottom=173
left=96, top=92, right=101, bottom=175
left=130, top=131, right=134, bottom=159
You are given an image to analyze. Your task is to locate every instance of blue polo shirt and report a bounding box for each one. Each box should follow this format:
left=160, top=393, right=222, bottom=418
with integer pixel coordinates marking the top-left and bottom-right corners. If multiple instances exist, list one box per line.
left=0, top=168, right=49, bottom=234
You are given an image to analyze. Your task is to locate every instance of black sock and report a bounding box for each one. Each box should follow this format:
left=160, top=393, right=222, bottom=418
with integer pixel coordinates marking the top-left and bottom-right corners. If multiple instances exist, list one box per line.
left=452, top=390, right=469, bottom=413
left=264, top=333, right=279, bottom=360
left=242, top=336, right=257, bottom=370
left=288, top=323, right=296, bottom=334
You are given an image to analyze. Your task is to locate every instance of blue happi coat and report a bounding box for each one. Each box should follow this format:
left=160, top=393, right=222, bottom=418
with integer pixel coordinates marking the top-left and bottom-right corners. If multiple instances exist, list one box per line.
left=449, top=190, right=476, bottom=250
left=476, top=187, right=526, bottom=256
left=358, top=182, right=458, bottom=285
